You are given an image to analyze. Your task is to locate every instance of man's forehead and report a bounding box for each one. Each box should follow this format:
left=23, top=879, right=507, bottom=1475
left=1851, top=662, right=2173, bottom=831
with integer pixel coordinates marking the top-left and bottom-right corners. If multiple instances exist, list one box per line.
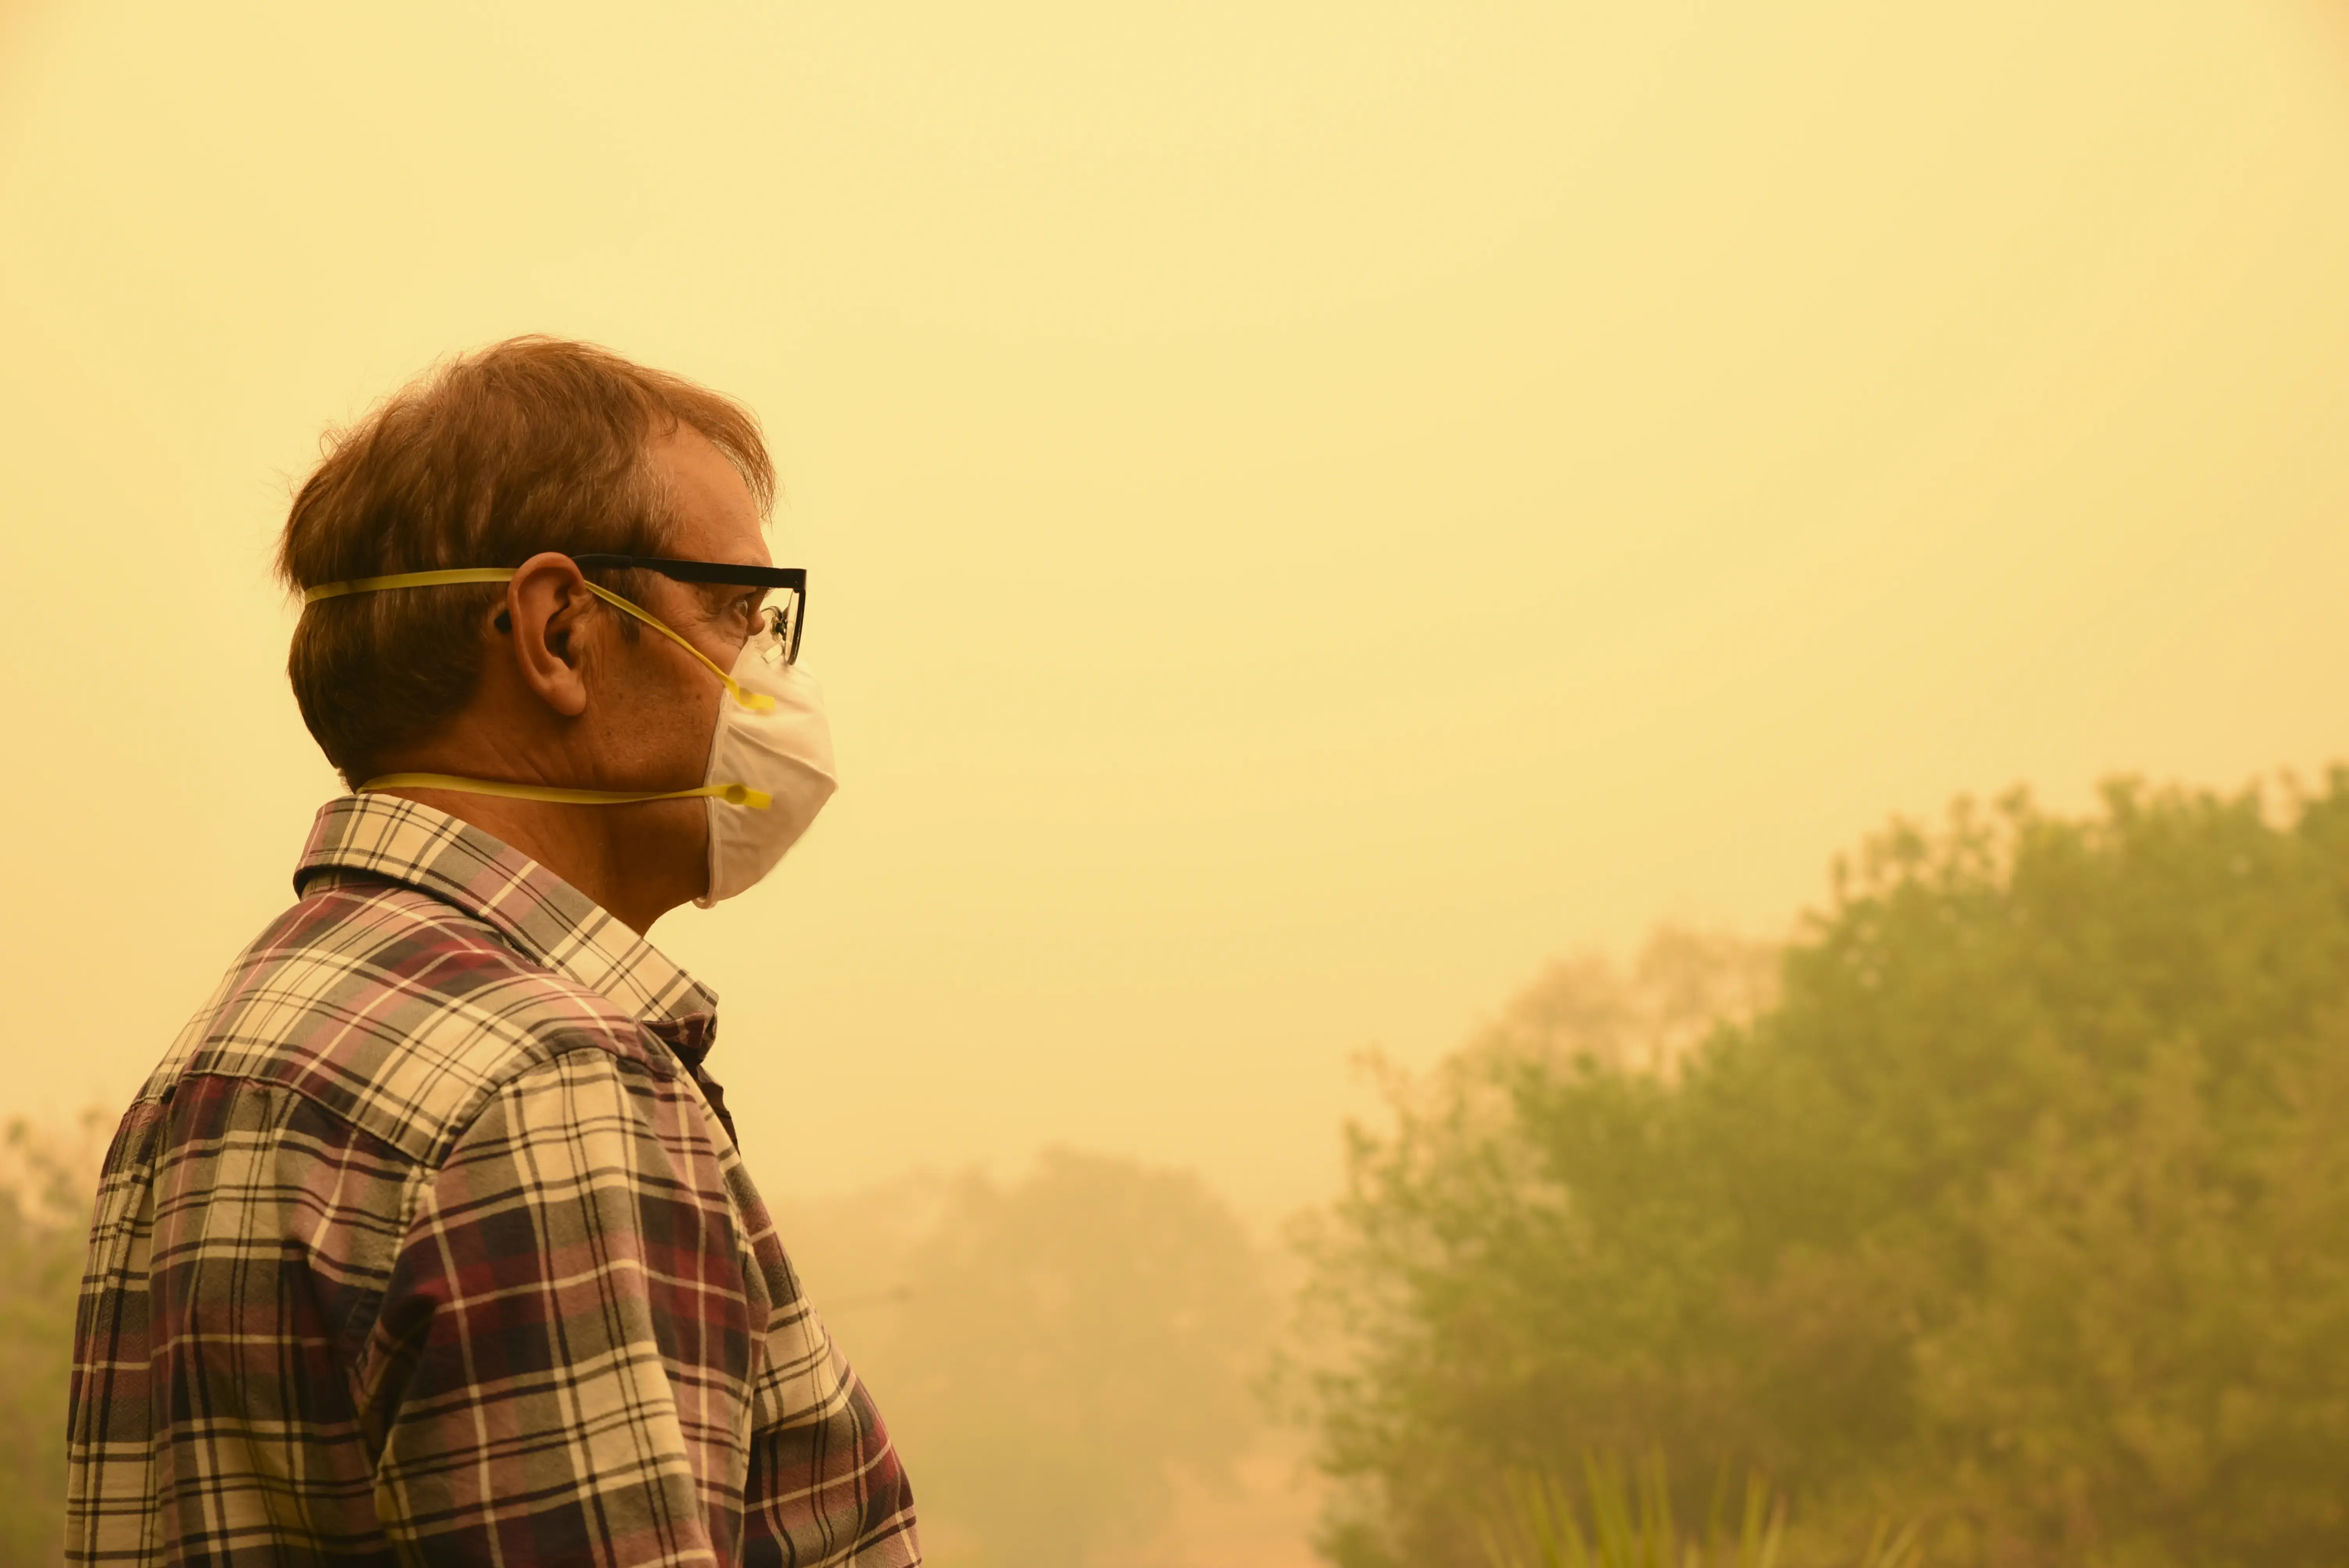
left=651, top=425, right=771, bottom=566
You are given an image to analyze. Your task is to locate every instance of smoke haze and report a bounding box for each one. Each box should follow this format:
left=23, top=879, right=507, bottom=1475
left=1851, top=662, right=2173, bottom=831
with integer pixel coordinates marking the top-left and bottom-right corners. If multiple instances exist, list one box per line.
left=3, top=0, right=2347, bottom=1231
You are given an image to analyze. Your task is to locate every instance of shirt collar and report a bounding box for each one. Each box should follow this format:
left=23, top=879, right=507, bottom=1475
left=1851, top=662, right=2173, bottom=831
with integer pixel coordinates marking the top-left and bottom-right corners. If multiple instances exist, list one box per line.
left=293, top=792, right=719, bottom=1026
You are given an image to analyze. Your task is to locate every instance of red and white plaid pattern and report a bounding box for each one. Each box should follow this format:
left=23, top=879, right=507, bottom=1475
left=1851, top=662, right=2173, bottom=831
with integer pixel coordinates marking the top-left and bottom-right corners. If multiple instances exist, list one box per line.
left=67, top=794, right=920, bottom=1566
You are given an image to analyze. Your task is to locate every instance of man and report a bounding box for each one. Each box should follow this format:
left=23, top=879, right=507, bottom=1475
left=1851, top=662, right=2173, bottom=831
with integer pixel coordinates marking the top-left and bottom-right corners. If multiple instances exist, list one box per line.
left=65, top=338, right=921, bottom=1566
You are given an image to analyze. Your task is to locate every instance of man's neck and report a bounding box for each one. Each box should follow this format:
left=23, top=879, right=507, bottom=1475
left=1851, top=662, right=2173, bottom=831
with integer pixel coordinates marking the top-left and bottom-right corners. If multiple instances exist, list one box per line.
left=369, top=785, right=696, bottom=934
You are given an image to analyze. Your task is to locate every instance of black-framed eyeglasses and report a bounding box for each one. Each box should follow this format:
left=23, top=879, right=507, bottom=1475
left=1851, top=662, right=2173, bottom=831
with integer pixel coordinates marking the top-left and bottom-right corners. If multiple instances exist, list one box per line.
left=571, top=554, right=807, bottom=665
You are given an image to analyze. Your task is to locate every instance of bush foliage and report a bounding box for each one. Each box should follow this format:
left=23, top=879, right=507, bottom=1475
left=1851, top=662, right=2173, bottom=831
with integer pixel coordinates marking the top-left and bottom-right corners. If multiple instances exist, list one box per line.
left=1297, top=778, right=2349, bottom=1568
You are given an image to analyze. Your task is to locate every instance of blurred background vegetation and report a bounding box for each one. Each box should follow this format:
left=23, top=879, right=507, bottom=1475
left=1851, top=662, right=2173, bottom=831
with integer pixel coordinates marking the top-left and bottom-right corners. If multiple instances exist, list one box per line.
left=1290, top=773, right=2349, bottom=1568
left=11, top=772, right=2349, bottom=1564
left=0, top=1118, right=100, bottom=1568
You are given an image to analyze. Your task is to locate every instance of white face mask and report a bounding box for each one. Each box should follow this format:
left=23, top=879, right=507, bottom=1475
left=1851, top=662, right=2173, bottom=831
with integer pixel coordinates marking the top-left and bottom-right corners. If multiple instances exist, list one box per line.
left=697, top=622, right=837, bottom=906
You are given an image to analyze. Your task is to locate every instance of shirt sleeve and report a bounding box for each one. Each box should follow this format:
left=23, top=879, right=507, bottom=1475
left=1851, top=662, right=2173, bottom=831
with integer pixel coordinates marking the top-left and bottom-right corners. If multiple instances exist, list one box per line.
left=736, top=1229, right=923, bottom=1568
left=362, top=1047, right=759, bottom=1566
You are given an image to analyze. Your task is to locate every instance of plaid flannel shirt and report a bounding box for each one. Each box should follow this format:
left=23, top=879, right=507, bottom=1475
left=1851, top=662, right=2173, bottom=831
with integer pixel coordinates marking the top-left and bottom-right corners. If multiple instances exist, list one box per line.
left=66, top=794, right=920, bottom=1567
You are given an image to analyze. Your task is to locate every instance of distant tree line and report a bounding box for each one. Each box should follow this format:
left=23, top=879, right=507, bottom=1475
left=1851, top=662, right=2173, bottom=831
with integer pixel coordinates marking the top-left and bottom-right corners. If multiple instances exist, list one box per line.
left=1291, top=777, right=2349, bottom=1568
left=777, top=1149, right=1278, bottom=1568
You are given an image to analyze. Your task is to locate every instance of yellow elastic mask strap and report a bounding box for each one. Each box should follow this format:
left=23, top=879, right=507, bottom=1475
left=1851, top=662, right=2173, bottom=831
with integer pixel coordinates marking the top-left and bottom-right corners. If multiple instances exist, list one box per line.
left=303, top=568, right=518, bottom=599
left=301, top=567, right=776, bottom=713
left=358, top=773, right=773, bottom=809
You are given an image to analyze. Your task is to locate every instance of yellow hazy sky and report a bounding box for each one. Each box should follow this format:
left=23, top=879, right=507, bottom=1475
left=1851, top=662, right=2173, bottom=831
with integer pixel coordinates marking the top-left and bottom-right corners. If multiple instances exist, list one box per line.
left=3, top=0, right=2347, bottom=1215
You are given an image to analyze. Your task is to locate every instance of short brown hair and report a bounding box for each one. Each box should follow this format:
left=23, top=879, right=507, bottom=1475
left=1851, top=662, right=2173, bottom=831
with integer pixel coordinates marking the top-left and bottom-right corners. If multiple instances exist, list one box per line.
left=277, top=337, right=773, bottom=783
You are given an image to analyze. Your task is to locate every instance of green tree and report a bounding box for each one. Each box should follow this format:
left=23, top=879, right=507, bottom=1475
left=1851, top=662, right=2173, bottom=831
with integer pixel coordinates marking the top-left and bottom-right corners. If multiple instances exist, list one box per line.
left=1296, top=779, right=2349, bottom=1568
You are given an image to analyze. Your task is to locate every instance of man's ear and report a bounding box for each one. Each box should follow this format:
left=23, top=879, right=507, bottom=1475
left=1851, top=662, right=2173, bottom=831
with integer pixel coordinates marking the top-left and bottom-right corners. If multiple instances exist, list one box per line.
left=499, top=552, right=595, bottom=719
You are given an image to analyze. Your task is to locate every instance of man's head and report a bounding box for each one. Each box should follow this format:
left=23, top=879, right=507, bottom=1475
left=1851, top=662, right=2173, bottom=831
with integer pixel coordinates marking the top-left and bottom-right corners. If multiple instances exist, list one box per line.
left=279, top=338, right=786, bottom=928
left=280, top=336, right=775, bottom=782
